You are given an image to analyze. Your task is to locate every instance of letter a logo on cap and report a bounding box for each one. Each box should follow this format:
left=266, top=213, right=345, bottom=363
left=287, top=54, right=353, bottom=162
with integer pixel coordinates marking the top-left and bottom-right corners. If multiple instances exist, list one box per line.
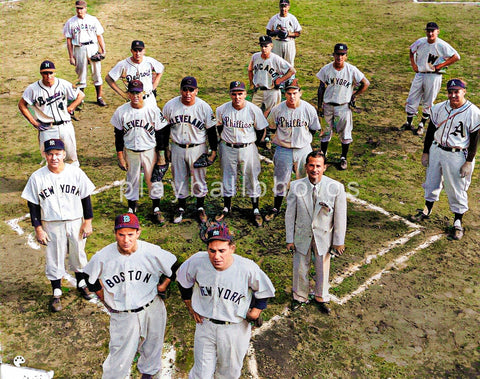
left=451, top=80, right=456, bottom=86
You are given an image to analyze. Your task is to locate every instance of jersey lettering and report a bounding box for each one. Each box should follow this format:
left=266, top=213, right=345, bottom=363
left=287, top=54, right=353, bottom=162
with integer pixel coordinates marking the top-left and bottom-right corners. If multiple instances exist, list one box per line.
left=217, top=287, right=246, bottom=304
left=427, top=53, right=438, bottom=65
left=276, top=116, right=308, bottom=128
left=450, top=121, right=465, bottom=138
left=104, top=270, right=152, bottom=288
left=222, top=116, right=253, bottom=129
left=38, top=186, right=55, bottom=200
left=325, top=77, right=351, bottom=88
left=170, top=114, right=206, bottom=130
left=126, top=71, right=151, bottom=82
left=124, top=119, right=155, bottom=135
left=252, top=63, right=281, bottom=80
left=59, top=184, right=80, bottom=196
left=200, top=286, right=212, bottom=296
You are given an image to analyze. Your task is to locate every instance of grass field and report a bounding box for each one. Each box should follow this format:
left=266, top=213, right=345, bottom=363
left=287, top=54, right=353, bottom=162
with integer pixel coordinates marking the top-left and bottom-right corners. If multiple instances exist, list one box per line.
left=1, top=0, right=480, bottom=378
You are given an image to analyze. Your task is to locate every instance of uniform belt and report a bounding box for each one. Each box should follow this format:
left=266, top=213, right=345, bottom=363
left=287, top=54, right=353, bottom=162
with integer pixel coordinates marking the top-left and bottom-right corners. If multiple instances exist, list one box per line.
left=129, top=149, right=146, bottom=153
left=175, top=142, right=201, bottom=149
left=111, top=298, right=155, bottom=314
left=433, top=141, right=466, bottom=153
left=224, top=141, right=253, bottom=149
left=52, top=120, right=66, bottom=126
left=80, top=41, right=94, bottom=46
left=206, top=318, right=232, bottom=325
left=326, top=102, right=346, bottom=106
left=420, top=72, right=440, bottom=74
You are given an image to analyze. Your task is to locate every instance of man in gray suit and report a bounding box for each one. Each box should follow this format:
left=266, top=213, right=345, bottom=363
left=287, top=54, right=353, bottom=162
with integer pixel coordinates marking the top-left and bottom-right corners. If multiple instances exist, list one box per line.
left=285, top=150, right=347, bottom=314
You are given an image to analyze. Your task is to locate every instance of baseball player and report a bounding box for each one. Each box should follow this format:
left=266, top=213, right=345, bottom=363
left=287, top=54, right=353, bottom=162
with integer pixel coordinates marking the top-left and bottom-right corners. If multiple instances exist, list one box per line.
left=285, top=150, right=347, bottom=314
left=176, top=222, right=275, bottom=379
left=266, top=0, right=302, bottom=66
left=63, top=0, right=107, bottom=107
left=84, top=213, right=177, bottom=379
left=265, top=79, right=321, bottom=222
left=412, top=79, right=480, bottom=241
left=111, top=80, right=168, bottom=223
left=316, top=43, right=370, bottom=170
left=106, top=40, right=164, bottom=108
left=215, top=81, right=268, bottom=227
left=18, top=60, right=85, bottom=166
left=248, top=35, right=296, bottom=118
left=162, top=76, right=218, bottom=224
left=403, top=22, right=460, bottom=135
left=21, top=139, right=95, bottom=312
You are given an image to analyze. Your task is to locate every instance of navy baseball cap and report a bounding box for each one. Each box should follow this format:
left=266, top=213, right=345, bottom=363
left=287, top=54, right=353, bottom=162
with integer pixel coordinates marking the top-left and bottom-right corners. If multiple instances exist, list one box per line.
left=229, top=81, right=246, bottom=92
left=115, top=213, right=140, bottom=230
left=334, top=43, right=348, bottom=53
left=280, top=0, right=290, bottom=5
left=180, top=76, right=198, bottom=89
left=131, top=40, right=145, bottom=50
left=285, top=78, right=301, bottom=90
left=447, top=79, right=466, bottom=90
left=259, top=35, right=273, bottom=45
left=75, top=0, right=87, bottom=8
left=40, top=60, right=56, bottom=72
left=425, top=22, right=439, bottom=30
left=205, top=222, right=233, bottom=243
left=44, top=139, right=65, bottom=152
left=128, top=79, right=144, bottom=92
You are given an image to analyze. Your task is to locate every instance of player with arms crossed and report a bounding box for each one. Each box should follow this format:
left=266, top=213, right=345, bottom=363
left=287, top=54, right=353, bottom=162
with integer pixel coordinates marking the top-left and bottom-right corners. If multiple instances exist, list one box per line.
left=21, top=139, right=95, bottom=312
left=19, top=60, right=85, bottom=166
left=412, top=79, right=480, bottom=241
left=111, top=80, right=168, bottom=223
left=316, top=43, right=370, bottom=170
left=402, top=22, right=460, bottom=135
left=63, top=0, right=107, bottom=107
left=162, top=76, right=217, bottom=224
left=177, top=222, right=275, bottom=379
left=215, top=81, right=268, bottom=227
left=84, top=213, right=177, bottom=379
left=106, top=40, right=164, bottom=108
left=265, top=79, right=321, bottom=221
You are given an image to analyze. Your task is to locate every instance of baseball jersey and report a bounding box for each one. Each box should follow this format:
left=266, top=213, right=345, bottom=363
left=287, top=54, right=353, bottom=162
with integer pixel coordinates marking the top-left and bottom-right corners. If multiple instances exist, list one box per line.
left=22, top=78, right=80, bottom=123
left=84, top=240, right=177, bottom=311
left=266, top=13, right=302, bottom=41
left=216, top=101, right=268, bottom=144
left=176, top=251, right=275, bottom=323
left=249, top=52, right=292, bottom=89
left=162, top=96, right=216, bottom=145
left=21, top=164, right=95, bottom=221
left=431, top=100, right=480, bottom=149
left=410, top=37, right=459, bottom=73
left=316, top=62, right=366, bottom=104
left=63, top=14, right=104, bottom=45
left=268, top=100, right=321, bottom=148
left=108, top=56, right=164, bottom=94
left=111, top=103, right=168, bottom=150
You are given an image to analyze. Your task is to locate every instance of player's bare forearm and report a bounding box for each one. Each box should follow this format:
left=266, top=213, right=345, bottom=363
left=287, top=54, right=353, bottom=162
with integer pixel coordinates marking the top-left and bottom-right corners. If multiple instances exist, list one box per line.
left=354, top=78, right=370, bottom=98
left=18, top=99, right=40, bottom=127
left=66, top=38, right=75, bottom=65
left=97, top=35, right=106, bottom=55
left=246, top=307, right=262, bottom=321
left=409, top=51, right=418, bottom=73
left=80, top=218, right=93, bottom=239
left=106, top=75, right=129, bottom=100
left=184, top=299, right=203, bottom=324
left=156, top=150, right=166, bottom=165
left=317, top=82, right=326, bottom=115
left=157, top=278, right=171, bottom=293
left=277, top=67, right=296, bottom=85
left=67, top=91, right=85, bottom=113
left=152, top=72, right=163, bottom=91
left=117, top=151, right=128, bottom=171
left=435, top=54, right=459, bottom=70
left=95, top=288, right=105, bottom=302
left=208, top=150, right=217, bottom=163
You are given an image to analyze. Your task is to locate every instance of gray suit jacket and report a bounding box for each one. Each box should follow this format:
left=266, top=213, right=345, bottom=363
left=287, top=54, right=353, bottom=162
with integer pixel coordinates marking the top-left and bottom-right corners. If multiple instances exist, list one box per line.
left=285, top=175, right=347, bottom=256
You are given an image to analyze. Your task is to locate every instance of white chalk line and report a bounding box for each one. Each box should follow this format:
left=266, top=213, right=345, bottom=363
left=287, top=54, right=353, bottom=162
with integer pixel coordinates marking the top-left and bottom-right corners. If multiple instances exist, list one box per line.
left=414, top=0, right=480, bottom=4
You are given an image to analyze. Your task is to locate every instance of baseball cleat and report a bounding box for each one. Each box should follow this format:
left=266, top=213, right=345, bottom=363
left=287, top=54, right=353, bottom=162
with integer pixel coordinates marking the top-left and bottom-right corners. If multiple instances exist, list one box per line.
left=401, top=122, right=412, bottom=131
left=265, top=208, right=279, bottom=222
left=215, top=207, right=229, bottom=222
left=153, top=208, right=165, bottom=225
left=78, top=286, right=94, bottom=300
left=253, top=209, right=263, bottom=227
left=340, top=158, right=347, bottom=170
left=411, top=209, right=430, bottom=222
left=452, top=225, right=464, bottom=240
left=173, top=208, right=185, bottom=224
left=415, top=122, right=424, bottom=136
left=50, top=297, right=62, bottom=312
left=197, top=207, right=208, bottom=224
left=313, top=300, right=331, bottom=315
left=97, top=97, right=107, bottom=107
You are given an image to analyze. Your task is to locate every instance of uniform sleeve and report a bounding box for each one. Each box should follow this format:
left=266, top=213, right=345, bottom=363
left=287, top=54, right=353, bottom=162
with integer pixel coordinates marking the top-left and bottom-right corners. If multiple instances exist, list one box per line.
left=108, top=61, right=124, bottom=82
left=307, top=103, right=321, bottom=131
left=155, top=248, right=177, bottom=277
left=248, top=263, right=275, bottom=300
left=83, top=251, right=102, bottom=284
left=315, top=67, right=324, bottom=82
left=22, top=85, right=35, bottom=106
left=62, top=79, right=80, bottom=102
left=267, top=108, right=276, bottom=129
left=77, top=169, right=96, bottom=198
left=94, top=16, right=104, bottom=35
left=110, top=109, right=124, bottom=130
left=155, top=108, right=169, bottom=131
left=204, top=102, right=217, bottom=129
left=252, top=104, right=268, bottom=130
left=63, top=19, right=72, bottom=38
left=21, top=176, right=39, bottom=205
left=409, top=38, right=423, bottom=53
left=292, top=15, right=302, bottom=32
left=276, top=55, right=292, bottom=75
left=439, top=40, right=459, bottom=60
left=176, top=256, right=197, bottom=289
left=150, top=58, right=165, bottom=74
left=352, top=66, right=366, bottom=86
left=469, top=106, right=480, bottom=133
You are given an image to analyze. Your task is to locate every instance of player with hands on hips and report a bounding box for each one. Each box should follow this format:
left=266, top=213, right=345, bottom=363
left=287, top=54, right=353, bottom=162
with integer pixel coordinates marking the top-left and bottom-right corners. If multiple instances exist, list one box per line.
left=83, top=213, right=177, bottom=379
left=266, top=0, right=302, bottom=66
left=106, top=40, right=164, bottom=108
left=21, top=139, right=96, bottom=312
left=63, top=0, right=107, bottom=107
left=411, top=79, right=480, bottom=241
left=162, top=76, right=218, bottom=224
left=215, top=81, right=269, bottom=227
left=265, top=79, right=321, bottom=222
left=18, top=60, right=85, bottom=166
left=176, top=222, right=275, bottom=379
left=316, top=43, right=370, bottom=170
left=402, top=22, right=460, bottom=135
left=111, top=80, right=168, bottom=224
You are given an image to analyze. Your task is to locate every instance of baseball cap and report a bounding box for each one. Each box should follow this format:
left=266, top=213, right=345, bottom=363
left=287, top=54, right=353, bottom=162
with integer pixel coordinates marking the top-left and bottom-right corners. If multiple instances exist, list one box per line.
left=333, top=43, right=348, bottom=54
left=44, top=139, right=65, bottom=152
left=280, top=0, right=290, bottom=5
left=229, top=81, right=246, bottom=92
left=425, top=22, right=439, bottom=30
left=131, top=40, right=145, bottom=50
left=285, top=78, right=301, bottom=90
left=114, top=213, right=140, bottom=230
left=446, top=79, right=466, bottom=90
left=205, top=222, right=233, bottom=243
left=40, top=60, right=56, bottom=72
left=180, top=76, right=198, bottom=89
left=127, top=79, right=144, bottom=92
left=259, top=35, right=273, bottom=45
left=75, top=0, right=87, bottom=8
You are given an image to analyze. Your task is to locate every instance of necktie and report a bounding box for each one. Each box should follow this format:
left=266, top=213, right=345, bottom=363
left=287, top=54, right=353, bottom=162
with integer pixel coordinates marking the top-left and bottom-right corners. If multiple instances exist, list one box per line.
left=312, top=184, right=317, bottom=208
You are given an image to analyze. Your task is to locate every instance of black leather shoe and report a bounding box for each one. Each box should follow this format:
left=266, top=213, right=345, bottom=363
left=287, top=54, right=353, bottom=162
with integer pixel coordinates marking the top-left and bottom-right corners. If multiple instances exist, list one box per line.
left=314, top=300, right=331, bottom=315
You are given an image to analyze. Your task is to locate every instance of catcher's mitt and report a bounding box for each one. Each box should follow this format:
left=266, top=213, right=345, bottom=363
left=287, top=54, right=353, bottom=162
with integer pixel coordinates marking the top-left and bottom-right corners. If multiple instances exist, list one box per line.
left=277, top=28, right=289, bottom=39
left=151, top=163, right=169, bottom=182
left=193, top=153, right=216, bottom=168
left=90, top=52, right=105, bottom=62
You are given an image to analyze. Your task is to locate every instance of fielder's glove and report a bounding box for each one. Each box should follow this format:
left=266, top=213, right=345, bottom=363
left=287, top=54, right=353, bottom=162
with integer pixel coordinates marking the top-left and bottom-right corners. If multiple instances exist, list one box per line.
left=90, top=52, right=105, bottom=62
left=277, top=28, right=289, bottom=39
left=151, top=163, right=169, bottom=182
left=193, top=153, right=216, bottom=168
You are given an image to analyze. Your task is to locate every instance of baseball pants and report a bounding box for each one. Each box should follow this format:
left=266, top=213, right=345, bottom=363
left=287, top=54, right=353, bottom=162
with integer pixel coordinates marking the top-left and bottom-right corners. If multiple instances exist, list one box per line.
left=405, top=72, right=442, bottom=115
left=103, top=296, right=166, bottom=379
left=272, top=39, right=296, bottom=66
left=189, top=318, right=251, bottom=379
left=293, top=238, right=331, bottom=302
left=252, top=89, right=281, bottom=115
left=73, top=44, right=103, bottom=88
left=273, top=144, right=311, bottom=196
left=219, top=141, right=261, bottom=198
left=423, top=143, right=474, bottom=214
left=124, top=148, right=163, bottom=201
left=171, top=142, right=208, bottom=199
left=39, top=122, right=78, bottom=165
left=321, top=103, right=353, bottom=144
left=42, top=218, right=87, bottom=281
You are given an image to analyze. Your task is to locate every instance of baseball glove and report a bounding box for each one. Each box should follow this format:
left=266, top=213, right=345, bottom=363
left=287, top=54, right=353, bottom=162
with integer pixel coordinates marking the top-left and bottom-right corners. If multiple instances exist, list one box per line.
left=277, top=28, right=289, bottom=39
left=90, top=52, right=105, bottom=62
left=151, top=163, right=169, bottom=183
left=193, top=153, right=216, bottom=168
